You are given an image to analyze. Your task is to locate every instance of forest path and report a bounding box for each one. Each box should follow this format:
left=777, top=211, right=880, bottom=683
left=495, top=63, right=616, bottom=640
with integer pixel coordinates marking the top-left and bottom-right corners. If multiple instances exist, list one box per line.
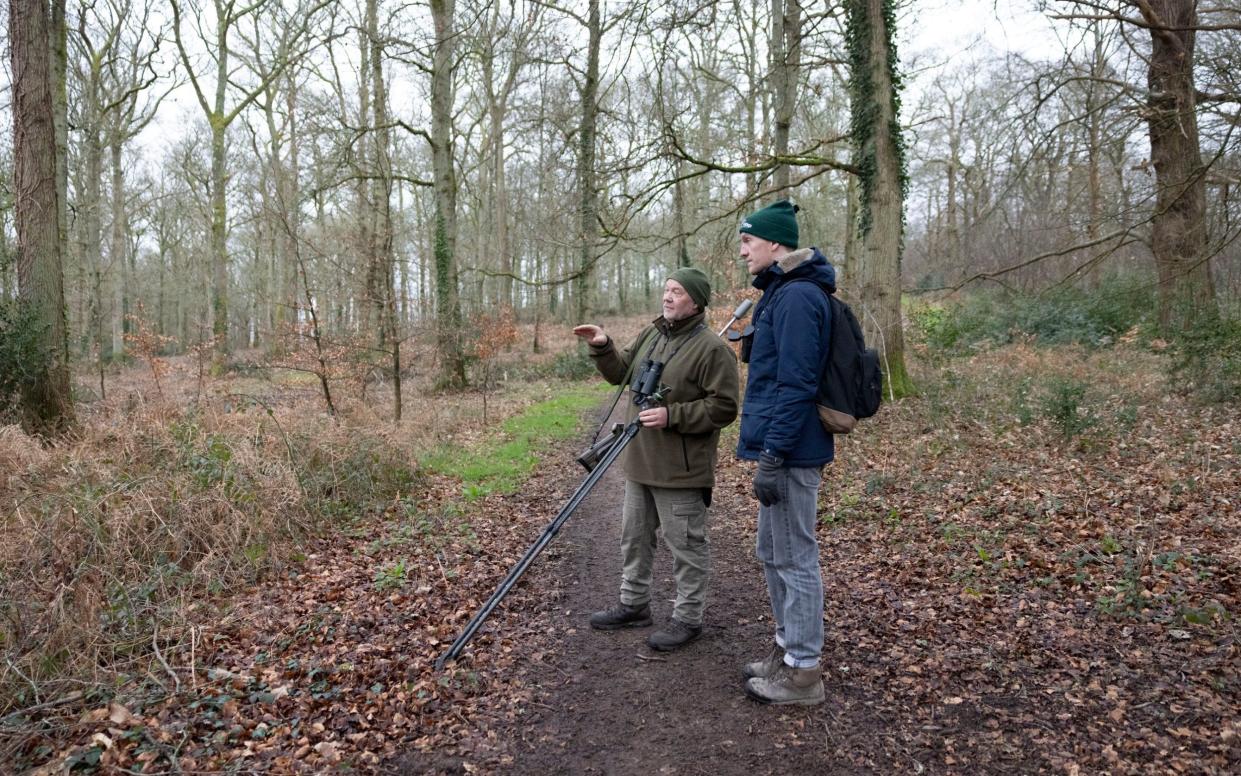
left=393, top=390, right=1239, bottom=775
left=393, top=417, right=899, bottom=775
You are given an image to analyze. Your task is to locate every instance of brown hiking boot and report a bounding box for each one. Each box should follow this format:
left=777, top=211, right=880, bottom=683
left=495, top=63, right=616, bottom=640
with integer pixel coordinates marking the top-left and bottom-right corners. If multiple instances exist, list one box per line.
left=589, top=602, right=652, bottom=630
left=744, top=663, right=825, bottom=706
left=742, top=644, right=786, bottom=680
left=646, top=619, right=702, bottom=651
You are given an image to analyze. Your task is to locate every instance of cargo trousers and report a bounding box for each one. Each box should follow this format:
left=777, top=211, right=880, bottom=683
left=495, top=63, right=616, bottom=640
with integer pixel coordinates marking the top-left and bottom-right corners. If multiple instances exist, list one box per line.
left=617, top=480, right=709, bottom=626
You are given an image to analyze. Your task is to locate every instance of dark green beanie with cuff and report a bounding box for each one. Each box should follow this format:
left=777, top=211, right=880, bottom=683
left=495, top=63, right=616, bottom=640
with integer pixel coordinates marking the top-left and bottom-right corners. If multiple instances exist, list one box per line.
left=739, top=199, right=800, bottom=248
left=668, top=266, right=711, bottom=309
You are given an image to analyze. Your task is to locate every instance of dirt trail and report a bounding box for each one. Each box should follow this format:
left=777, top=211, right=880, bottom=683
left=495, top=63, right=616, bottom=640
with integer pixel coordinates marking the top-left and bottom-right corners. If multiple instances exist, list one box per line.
left=396, top=435, right=863, bottom=775
left=393, top=394, right=1239, bottom=775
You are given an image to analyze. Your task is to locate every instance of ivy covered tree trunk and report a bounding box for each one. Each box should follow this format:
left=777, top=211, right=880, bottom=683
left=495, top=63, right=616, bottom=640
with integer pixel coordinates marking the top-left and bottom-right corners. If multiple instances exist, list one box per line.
left=846, top=0, right=913, bottom=398
left=431, top=0, right=466, bottom=388
left=11, top=0, right=74, bottom=434
left=1140, top=0, right=1217, bottom=332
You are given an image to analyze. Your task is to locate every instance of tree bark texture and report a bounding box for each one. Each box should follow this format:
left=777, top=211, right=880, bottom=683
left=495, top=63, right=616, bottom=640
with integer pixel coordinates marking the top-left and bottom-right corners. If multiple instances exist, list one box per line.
left=431, top=0, right=466, bottom=388
left=11, top=0, right=75, bottom=433
left=849, top=0, right=912, bottom=398
left=207, top=1, right=231, bottom=360
left=574, top=0, right=601, bottom=323
left=367, top=0, right=401, bottom=419
left=1140, top=0, right=1217, bottom=332
left=771, top=0, right=801, bottom=197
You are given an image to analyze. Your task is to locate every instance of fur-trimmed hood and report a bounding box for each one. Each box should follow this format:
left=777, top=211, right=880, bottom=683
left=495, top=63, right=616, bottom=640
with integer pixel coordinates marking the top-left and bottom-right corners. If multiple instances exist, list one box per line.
left=753, top=246, right=837, bottom=295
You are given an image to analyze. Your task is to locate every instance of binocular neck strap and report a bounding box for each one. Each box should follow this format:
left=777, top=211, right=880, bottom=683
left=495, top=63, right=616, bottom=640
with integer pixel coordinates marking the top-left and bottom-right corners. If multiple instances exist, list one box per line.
left=657, top=322, right=707, bottom=364
left=588, top=326, right=660, bottom=443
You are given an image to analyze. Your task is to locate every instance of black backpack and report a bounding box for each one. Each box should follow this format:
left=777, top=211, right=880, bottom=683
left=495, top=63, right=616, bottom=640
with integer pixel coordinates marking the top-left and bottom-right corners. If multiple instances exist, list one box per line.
left=785, top=279, right=884, bottom=434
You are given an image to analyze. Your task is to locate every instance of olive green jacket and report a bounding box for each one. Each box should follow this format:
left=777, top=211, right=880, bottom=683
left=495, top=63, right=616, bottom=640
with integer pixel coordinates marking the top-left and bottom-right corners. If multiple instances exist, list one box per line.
left=588, top=312, right=739, bottom=488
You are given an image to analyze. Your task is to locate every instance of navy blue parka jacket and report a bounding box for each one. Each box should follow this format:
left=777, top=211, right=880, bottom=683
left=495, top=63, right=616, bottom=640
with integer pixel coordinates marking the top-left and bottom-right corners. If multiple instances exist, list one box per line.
left=736, top=247, right=836, bottom=468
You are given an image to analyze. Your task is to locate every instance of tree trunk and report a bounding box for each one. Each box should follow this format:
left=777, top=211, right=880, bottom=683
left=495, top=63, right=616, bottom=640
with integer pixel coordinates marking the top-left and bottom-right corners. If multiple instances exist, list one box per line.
left=430, top=0, right=466, bottom=388
left=574, top=0, right=601, bottom=323
left=847, top=0, right=913, bottom=398
left=1141, top=0, right=1216, bottom=331
left=368, top=0, right=400, bottom=419
left=82, top=108, right=108, bottom=362
left=51, top=0, right=68, bottom=287
left=771, top=0, right=801, bottom=196
left=11, top=0, right=74, bottom=434
left=209, top=67, right=230, bottom=361
left=110, top=140, right=127, bottom=358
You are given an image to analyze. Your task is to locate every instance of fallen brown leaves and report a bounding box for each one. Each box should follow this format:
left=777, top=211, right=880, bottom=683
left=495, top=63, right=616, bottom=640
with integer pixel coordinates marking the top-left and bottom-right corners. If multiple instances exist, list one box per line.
left=9, top=341, right=1239, bottom=774
left=779, top=343, right=1240, bottom=773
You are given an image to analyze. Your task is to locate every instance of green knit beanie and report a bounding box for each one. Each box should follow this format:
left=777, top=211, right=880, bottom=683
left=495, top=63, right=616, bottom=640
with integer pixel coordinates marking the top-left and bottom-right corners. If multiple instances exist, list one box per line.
left=739, top=199, right=800, bottom=248
left=668, top=266, right=711, bottom=309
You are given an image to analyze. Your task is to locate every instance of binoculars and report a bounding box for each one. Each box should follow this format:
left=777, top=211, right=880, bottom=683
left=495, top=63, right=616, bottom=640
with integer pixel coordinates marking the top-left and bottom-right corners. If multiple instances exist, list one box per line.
left=630, top=358, right=666, bottom=405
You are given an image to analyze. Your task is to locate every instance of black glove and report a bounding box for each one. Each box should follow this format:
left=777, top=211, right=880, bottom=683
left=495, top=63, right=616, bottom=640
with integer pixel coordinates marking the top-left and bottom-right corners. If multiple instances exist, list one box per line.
left=752, top=452, right=784, bottom=507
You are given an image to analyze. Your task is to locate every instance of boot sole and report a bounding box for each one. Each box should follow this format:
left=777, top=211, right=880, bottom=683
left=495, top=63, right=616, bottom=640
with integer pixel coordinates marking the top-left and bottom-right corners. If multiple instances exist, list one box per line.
left=589, top=617, right=652, bottom=631
left=744, top=680, right=824, bottom=705
left=646, top=629, right=702, bottom=651
left=743, top=685, right=826, bottom=706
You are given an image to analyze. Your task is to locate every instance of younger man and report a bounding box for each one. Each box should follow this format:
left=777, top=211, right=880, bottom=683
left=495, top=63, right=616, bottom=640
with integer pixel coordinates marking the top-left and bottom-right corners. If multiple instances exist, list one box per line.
left=736, top=200, right=836, bottom=705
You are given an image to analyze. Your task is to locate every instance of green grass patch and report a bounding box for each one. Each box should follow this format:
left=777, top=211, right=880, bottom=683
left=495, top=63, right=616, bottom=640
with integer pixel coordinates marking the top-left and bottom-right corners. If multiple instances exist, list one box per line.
left=423, top=382, right=609, bottom=500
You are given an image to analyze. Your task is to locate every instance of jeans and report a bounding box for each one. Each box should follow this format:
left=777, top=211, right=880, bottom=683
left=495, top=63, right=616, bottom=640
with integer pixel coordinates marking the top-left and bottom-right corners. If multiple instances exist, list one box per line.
left=755, top=465, right=824, bottom=669
left=618, top=480, right=710, bottom=626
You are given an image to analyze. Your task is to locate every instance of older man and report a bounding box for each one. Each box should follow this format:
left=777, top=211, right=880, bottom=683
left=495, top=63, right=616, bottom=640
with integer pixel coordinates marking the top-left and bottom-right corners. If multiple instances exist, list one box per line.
left=572, top=267, right=739, bottom=651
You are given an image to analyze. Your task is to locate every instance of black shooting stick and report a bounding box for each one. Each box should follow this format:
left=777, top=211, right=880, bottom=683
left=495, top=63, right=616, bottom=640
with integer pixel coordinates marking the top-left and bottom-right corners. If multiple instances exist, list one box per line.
left=434, top=418, right=641, bottom=669
left=435, top=299, right=753, bottom=669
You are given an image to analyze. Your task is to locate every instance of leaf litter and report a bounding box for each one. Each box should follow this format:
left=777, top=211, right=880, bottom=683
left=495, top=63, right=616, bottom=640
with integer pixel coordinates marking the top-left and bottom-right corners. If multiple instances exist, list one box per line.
left=13, top=343, right=1239, bottom=774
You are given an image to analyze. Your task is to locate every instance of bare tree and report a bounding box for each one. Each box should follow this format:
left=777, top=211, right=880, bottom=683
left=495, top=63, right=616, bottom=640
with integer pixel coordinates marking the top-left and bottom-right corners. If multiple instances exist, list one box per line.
left=11, top=0, right=74, bottom=433
left=771, top=0, right=802, bottom=197
left=1139, top=0, right=1218, bottom=330
left=430, top=0, right=467, bottom=387
left=170, top=0, right=330, bottom=364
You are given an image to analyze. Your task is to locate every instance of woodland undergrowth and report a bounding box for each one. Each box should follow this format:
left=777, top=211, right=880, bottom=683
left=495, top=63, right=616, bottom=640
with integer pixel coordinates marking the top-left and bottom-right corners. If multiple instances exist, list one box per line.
left=1, top=304, right=1236, bottom=773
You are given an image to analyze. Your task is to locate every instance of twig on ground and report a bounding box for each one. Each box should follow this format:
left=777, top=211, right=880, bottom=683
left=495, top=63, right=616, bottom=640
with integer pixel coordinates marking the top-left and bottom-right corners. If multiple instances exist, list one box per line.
left=152, top=625, right=181, bottom=694
left=0, top=690, right=84, bottom=721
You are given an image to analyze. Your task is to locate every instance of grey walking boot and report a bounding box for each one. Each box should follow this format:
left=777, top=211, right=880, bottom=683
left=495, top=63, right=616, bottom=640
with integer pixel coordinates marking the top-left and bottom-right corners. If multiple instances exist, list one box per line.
left=646, top=618, right=702, bottom=651
left=744, top=663, right=825, bottom=706
left=742, top=644, right=786, bottom=679
left=589, top=602, right=652, bottom=630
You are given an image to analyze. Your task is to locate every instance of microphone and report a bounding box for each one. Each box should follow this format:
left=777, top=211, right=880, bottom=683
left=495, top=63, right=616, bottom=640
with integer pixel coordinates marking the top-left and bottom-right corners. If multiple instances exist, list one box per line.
left=717, top=298, right=754, bottom=337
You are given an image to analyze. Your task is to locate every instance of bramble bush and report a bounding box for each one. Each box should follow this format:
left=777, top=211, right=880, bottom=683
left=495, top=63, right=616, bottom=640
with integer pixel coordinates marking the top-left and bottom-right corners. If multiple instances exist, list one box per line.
left=909, top=279, right=1238, bottom=405
left=1170, top=315, right=1241, bottom=404
left=909, top=278, right=1157, bottom=353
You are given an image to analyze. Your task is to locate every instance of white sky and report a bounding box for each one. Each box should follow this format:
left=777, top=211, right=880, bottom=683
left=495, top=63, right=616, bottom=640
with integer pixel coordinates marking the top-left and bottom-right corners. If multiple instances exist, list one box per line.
left=902, top=0, right=1064, bottom=65
left=898, top=0, right=1062, bottom=60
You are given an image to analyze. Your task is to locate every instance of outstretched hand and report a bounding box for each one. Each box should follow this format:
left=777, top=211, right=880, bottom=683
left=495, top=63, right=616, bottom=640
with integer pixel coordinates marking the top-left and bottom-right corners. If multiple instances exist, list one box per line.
left=572, top=324, right=607, bottom=347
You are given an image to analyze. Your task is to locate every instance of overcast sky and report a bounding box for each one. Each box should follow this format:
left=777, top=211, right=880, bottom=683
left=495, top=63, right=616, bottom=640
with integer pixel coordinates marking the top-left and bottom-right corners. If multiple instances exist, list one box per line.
left=902, top=0, right=1063, bottom=65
